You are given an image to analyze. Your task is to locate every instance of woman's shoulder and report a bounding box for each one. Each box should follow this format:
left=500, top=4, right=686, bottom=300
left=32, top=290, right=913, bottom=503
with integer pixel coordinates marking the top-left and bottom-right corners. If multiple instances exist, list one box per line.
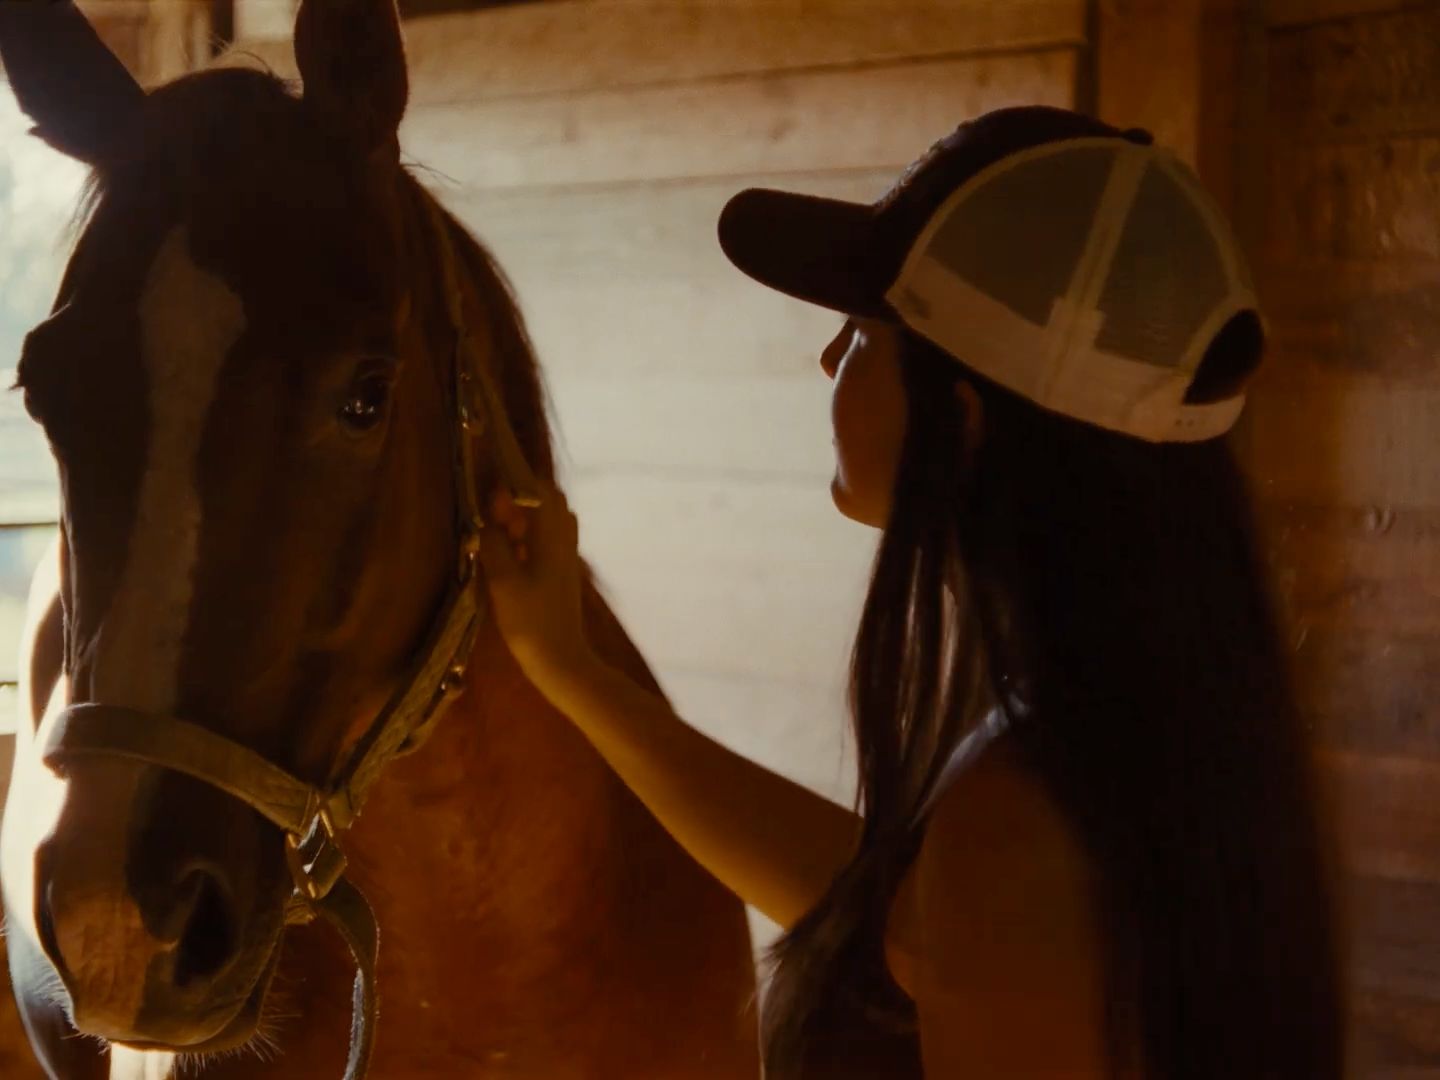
left=890, top=736, right=1102, bottom=1001
left=892, top=737, right=1110, bottom=1073
left=927, top=739, right=1080, bottom=872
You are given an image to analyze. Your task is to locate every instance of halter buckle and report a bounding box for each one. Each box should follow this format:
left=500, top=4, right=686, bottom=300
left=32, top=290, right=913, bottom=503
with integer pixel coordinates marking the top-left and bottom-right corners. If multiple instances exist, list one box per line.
left=457, top=527, right=481, bottom=584
left=285, top=806, right=348, bottom=906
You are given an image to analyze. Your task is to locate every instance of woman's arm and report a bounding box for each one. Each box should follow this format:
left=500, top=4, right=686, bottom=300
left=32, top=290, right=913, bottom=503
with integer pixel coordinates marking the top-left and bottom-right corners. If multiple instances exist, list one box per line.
left=478, top=487, right=861, bottom=930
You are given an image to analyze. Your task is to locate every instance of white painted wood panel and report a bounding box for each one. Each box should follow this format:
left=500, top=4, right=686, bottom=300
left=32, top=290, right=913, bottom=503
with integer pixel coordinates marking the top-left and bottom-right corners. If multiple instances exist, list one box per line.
left=583, top=507, right=867, bottom=682
left=570, top=471, right=874, bottom=679
left=403, top=49, right=1077, bottom=191
left=656, top=667, right=858, bottom=807
left=550, top=374, right=836, bottom=480
left=439, top=171, right=892, bottom=380
left=229, top=0, right=1085, bottom=104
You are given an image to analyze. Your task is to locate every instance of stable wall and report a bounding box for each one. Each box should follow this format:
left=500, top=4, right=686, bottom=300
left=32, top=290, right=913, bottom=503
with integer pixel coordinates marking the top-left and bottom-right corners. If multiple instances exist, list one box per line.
left=0, top=1, right=1435, bottom=1074
left=1247, top=2, right=1440, bottom=1070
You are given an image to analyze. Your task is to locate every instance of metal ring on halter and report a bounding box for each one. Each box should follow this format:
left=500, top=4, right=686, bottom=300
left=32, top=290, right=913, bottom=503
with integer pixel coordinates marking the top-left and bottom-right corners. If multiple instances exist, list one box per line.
left=285, top=806, right=349, bottom=906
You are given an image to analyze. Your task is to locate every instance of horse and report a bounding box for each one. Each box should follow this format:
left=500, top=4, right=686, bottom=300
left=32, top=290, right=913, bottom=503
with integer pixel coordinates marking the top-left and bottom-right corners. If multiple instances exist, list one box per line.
left=0, top=2, right=758, bottom=1076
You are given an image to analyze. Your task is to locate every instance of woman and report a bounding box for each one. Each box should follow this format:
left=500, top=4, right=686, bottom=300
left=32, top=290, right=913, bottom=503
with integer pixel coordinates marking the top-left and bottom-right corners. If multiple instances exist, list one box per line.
left=477, top=106, right=1344, bottom=1078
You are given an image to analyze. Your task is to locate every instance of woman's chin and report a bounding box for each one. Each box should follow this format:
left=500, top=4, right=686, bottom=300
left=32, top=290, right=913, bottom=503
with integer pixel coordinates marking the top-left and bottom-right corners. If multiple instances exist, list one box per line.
left=831, top=475, right=887, bottom=529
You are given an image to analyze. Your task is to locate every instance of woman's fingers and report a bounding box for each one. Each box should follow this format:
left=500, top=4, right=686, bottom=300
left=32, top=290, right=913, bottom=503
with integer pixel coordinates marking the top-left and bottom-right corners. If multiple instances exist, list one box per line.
left=489, top=490, right=529, bottom=543
left=481, top=481, right=577, bottom=576
left=476, top=514, right=521, bottom=579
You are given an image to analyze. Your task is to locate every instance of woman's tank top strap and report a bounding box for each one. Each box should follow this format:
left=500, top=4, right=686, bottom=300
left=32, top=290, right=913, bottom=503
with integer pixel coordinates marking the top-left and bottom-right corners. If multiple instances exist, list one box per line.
left=886, top=707, right=1013, bottom=1002
left=915, top=707, right=1010, bottom=823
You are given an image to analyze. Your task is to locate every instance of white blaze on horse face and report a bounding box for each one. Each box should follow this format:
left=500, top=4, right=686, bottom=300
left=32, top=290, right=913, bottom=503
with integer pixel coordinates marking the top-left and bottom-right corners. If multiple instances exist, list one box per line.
left=2, top=229, right=246, bottom=1035
left=91, top=226, right=246, bottom=712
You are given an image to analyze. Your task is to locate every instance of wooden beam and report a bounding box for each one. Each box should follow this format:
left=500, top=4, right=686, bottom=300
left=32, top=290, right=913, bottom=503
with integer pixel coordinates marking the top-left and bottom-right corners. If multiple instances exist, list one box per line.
left=1297, top=628, right=1440, bottom=760
left=1095, top=0, right=1205, bottom=163
left=1346, top=875, right=1440, bottom=1002
left=1093, top=0, right=1268, bottom=244
left=139, top=0, right=213, bottom=84
left=1267, top=6, right=1440, bottom=144
left=441, top=172, right=891, bottom=381
left=1320, top=751, right=1440, bottom=884
left=404, top=49, right=1076, bottom=191
left=1267, top=0, right=1434, bottom=27
left=225, top=0, right=1087, bottom=104
left=1245, top=370, right=1440, bottom=507
left=232, top=0, right=296, bottom=41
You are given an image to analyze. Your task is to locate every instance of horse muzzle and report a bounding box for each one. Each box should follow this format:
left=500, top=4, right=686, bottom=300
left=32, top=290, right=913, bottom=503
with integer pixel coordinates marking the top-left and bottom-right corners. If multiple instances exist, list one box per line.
left=32, top=754, right=289, bottom=1049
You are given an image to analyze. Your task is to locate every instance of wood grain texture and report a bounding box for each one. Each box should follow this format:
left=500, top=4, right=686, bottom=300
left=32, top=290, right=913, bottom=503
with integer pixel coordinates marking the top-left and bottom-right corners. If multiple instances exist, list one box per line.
left=228, top=0, right=1086, bottom=104
left=1243, top=369, right=1440, bottom=506
left=1245, top=0, right=1440, bottom=1063
left=1349, top=989, right=1440, bottom=1075
left=1267, top=0, right=1437, bottom=29
left=1265, top=140, right=1440, bottom=263
left=1268, top=6, right=1440, bottom=142
left=1296, top=629, right=1440, bottom=759
left=568, top=470, right=873, bottom=691
left=1346, top=875, right=1440, bottom=1004
left=1263, top=259, right=1440, bottom=378
left=438, top=171, right=892, bottom=380
left=402, top=49, right=1078, bottom=191
left=1321, top=752, right=1440, bottom=884
left=1095, top=0, right=1204, bottom=161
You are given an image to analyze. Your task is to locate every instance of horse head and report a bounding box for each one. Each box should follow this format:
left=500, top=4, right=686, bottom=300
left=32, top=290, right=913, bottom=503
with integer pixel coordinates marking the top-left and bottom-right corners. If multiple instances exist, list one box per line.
left=0, top=0, right=546, bottom=1063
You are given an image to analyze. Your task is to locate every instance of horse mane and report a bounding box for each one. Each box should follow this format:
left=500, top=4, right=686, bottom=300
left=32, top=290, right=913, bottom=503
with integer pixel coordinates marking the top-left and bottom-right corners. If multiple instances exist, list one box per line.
left=399, top=173, right=562, bottom=485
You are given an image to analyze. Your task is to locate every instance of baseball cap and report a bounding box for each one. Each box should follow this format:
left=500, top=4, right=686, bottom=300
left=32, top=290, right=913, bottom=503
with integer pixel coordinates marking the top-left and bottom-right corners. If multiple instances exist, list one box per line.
left=718, top=106, right=1262, bottom=443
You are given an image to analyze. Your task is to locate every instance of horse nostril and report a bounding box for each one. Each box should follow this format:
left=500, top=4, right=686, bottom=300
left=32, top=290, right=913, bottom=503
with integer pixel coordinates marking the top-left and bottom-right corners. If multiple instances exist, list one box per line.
left=172, top=866, right=239, bottom=989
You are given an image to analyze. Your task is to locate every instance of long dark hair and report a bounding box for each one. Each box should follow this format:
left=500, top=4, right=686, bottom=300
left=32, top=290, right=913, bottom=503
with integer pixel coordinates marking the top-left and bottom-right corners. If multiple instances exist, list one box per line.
left=760, top=321, right=1345, bottom=1078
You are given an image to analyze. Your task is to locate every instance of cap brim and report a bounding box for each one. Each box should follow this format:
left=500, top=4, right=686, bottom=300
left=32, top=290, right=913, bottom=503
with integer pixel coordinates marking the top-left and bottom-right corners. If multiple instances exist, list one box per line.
left=717, top=188, right=893, bottom=318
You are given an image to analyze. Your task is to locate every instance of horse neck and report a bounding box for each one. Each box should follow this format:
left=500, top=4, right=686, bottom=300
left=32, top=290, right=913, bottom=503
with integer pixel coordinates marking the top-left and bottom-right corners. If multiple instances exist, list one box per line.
left=345, top=192, right=651, bottom=917
left=341, top=574, right=658, bottom=936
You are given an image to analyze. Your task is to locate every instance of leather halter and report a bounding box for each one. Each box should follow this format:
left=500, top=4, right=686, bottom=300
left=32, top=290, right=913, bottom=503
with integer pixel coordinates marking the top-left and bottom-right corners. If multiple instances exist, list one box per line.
left=40, top=198, right=540, bottom=1080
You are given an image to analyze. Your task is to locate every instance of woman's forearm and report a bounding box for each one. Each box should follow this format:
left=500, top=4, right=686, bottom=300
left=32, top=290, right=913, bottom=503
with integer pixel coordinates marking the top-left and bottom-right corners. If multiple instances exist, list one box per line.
left=536, top=654, right=862, bottom=930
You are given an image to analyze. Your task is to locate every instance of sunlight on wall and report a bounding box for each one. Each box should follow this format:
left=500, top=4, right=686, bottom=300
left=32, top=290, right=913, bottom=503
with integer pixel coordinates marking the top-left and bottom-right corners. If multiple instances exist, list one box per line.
left=0, top=86, right=87, bottom=694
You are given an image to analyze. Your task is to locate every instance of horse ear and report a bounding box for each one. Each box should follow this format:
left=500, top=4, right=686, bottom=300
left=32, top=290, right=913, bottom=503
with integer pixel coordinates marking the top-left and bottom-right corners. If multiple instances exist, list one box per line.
left=294, top=0, right=409, bottom=158
left=0, top=0, right=144, bottom=166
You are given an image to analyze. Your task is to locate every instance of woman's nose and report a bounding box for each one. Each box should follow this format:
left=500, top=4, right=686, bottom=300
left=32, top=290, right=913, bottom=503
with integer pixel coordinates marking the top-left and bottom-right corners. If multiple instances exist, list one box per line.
left=819, top=330, right=848, bottom=379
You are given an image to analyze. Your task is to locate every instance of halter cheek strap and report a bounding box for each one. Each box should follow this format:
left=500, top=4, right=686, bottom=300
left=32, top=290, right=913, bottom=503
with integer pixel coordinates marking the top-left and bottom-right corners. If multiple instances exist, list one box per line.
left=39, top=197, right=541, bottom=1080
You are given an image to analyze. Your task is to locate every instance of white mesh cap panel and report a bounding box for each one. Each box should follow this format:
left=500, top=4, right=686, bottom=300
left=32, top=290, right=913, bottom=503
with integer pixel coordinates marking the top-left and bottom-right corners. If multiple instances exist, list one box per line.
left=1094, top=162, right=1231, bottom=370
left=884, top=138, right=1260, bottom=443
left=917, top=146, right=1113, bottom=328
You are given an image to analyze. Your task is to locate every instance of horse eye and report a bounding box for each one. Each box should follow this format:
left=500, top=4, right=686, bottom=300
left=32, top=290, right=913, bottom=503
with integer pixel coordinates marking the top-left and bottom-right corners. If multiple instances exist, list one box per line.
left=338, top=365, right=393, bottom=432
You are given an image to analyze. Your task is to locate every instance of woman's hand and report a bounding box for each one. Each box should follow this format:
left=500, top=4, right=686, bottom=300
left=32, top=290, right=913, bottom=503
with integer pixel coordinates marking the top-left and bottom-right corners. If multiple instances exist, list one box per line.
left=477, top=482, right=594, bottom=685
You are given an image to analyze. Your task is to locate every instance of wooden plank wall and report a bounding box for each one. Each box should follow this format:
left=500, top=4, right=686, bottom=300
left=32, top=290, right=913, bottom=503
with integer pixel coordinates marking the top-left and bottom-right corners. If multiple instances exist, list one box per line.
left=233, top=0, right=1086, bottom=819
left=1248, top=1, right=1440, bottom=1073
left=393, top=0, right=1084, bottom=953
left=19, top=2, right=1438, bottom=1074
left=231, top=1, right=1440, bottom=1049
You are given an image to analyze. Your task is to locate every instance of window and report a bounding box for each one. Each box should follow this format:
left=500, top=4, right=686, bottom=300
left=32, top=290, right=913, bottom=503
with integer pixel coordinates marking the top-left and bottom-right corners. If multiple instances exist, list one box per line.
left=0, top=86, right=84, bottom=692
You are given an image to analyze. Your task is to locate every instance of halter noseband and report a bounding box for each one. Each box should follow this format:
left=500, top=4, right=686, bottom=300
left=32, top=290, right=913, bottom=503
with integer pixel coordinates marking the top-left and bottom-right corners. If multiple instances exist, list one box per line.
left=39, top=199, right=539, bottom=1080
